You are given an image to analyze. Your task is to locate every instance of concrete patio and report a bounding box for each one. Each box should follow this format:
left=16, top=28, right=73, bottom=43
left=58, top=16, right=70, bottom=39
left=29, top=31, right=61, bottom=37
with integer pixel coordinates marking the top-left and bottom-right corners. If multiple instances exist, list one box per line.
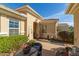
left=36, top=39, right=75, bottom=56
left=36, top=39, right=65, bottom=56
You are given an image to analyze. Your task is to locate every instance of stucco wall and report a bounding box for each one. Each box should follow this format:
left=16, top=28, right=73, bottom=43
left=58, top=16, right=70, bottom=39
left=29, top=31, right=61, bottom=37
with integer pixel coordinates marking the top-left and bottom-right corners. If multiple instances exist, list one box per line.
left=57, top=24, right=69, bottom=32
left=0, top=15, right=25, bottom=36
left=0, top=15, right=1, bottom=32
left=0, top=15, right=9, bottom=36
left=39, top=21, right=57, bottom=38
left=47, top=23, right=56, bottom=34
left=27, top=13, right=37, bottom=40
left=20, top=20, right=25, bottom=35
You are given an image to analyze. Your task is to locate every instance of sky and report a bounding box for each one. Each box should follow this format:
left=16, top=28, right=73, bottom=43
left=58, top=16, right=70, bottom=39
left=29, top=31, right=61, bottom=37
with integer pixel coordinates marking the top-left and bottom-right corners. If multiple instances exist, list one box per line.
left=1, top=3, right=74, bottom=26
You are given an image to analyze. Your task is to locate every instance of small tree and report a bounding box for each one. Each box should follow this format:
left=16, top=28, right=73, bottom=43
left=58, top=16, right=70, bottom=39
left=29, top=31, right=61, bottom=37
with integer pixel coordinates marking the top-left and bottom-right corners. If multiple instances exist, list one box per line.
left=58, top=31, right=74, bottom=44
left=68, top=26, right=74, bottom=44
left=68, top=26, right=74, bottom=32
left=69, top=31, right=74, bottom=44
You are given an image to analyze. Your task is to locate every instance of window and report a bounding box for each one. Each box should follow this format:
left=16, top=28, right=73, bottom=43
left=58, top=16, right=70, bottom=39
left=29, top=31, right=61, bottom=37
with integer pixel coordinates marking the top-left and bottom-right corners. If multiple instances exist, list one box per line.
left=9, top=19, right=19, bottom=35
left=9, top=29, right=19, bottom=35
left=9, top=20, right=19, bottom=28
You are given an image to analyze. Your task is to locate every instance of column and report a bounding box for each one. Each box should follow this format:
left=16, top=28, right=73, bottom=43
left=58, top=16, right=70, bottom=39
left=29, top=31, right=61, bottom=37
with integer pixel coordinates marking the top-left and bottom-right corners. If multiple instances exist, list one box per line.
left=55, top=22, right=58, bottom=38
left=36, top=22, right=40, bottom=38
left=74, top=13, right=79, bottom=47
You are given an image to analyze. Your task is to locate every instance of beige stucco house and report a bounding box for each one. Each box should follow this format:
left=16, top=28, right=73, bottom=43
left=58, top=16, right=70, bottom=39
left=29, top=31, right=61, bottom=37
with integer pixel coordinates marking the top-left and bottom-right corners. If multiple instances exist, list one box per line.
left=16, top=5, right=44, bottom=40
left=37, top=19, right=58, bottom=39
left=66, top=3, right=79, bottom=47
left=57, top=23, right=69, bottom=41
left=57, top=23, right=69, bottom=32
left=0, top=5, right=26, bottom=36
left=0, top=5, right=58, bottom=40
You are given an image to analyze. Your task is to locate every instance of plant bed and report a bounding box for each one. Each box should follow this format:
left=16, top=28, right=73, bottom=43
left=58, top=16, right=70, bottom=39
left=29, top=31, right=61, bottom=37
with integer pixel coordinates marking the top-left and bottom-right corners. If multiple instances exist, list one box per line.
left=0, top=35, right=28, bottom=56
left=14, top=41, right=42, bottom=56
left=14, top=40, right=36, bottom=56
left=14, top=40, right=42, bottom=56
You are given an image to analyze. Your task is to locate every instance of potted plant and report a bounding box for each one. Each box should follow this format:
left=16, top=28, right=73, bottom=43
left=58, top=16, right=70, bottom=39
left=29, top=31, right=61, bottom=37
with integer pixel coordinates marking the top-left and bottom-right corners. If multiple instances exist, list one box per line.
left=21, top=43, right=31, bottom=54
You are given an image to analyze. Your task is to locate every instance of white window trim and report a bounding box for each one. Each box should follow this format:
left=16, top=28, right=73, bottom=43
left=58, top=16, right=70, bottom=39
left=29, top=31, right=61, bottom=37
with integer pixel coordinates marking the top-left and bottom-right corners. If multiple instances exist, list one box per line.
left=9, top=18, right=20, bottom=28
left=9, top=28, right=19, bottom=29
left=9, top=18, right=20, bottom=35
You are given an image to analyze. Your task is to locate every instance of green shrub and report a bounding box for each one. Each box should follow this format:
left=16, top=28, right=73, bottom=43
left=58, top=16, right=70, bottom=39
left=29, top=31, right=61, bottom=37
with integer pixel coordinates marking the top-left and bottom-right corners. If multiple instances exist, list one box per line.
left=57, top=31, right=70, bottom=42
left=68, top=32, right=74, bottom=44
left=0, top=35, right=28, bottom=53
left=57, top=31, right=74, bottom=44
left=27, top=40, right=35, bottom=46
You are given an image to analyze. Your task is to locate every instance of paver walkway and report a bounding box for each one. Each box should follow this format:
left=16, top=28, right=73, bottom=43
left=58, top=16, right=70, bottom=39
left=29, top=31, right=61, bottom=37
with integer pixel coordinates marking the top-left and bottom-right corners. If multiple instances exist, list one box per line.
left=36, top=39, right=72, bottom=56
